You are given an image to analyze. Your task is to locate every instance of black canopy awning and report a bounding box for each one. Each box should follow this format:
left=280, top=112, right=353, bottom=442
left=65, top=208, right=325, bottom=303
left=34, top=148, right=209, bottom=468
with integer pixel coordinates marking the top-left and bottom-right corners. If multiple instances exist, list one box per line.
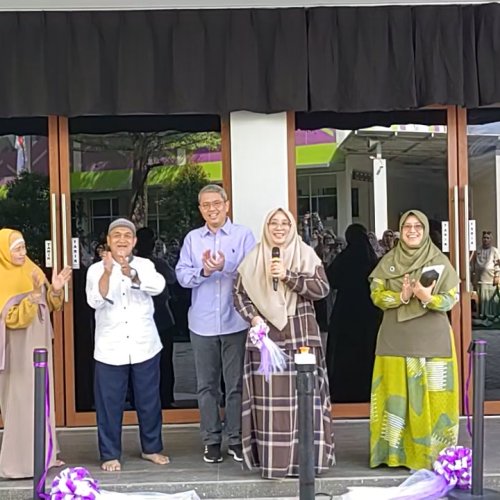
left=1, top=4, right=500, bottom=118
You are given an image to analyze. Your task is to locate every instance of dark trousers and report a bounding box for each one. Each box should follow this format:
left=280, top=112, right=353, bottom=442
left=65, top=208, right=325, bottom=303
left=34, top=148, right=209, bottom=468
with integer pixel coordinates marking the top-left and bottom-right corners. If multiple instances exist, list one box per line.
left=159, top=329, right=175, bottom=407
left=94, top=353, right=163, bottom=461
left=190, top=330, right=246, bottom=446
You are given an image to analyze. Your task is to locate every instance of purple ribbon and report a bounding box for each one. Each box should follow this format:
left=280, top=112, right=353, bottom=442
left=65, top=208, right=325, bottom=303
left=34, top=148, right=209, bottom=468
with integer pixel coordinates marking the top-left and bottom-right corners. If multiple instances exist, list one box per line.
left=258, top=343, right=272, bottom=381
left=34, top=361, right=54, bottom=500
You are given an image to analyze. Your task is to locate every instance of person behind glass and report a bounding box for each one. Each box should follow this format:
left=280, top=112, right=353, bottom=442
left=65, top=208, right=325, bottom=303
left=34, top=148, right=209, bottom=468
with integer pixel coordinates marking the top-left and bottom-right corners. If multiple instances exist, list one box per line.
left=93, top=242, right=106, bottom=263
left=175, top=185, right=255, bottom=464
left=471, top=230, right=500, bottom=324
left=234, top=208, right=335, bottom=479
left=85, top=218, right=168, bottom=472
left=135, top=227, right=176, bottom=408
left=313, top=230, right=337, bottom=332
left=0, top=228, right=71, bottom=478
left=367, top=231, right=384, bottom=258
left=379, top=229, right=394, bottom=255
left=326, top=223, right=382, bottom=404
left=369, top=210, right=460, bottom=470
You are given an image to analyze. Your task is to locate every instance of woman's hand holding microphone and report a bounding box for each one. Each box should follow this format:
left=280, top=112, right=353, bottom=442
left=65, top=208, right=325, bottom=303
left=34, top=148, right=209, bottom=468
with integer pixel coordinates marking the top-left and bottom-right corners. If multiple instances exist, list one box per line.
left=269, top=256, right=286, bottom=281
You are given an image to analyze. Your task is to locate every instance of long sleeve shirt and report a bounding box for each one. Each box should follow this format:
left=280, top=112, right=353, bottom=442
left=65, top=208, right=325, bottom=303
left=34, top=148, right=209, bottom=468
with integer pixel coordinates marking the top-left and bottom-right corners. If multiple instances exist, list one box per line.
left=234, top=266, right=329, bottom=351
left=86, top=256, right=165, bottom=365
left=370, top=278, right=458, bottom=313
left=6, top=286, right=63, bottom=329
left=175, top=219, right=256, bottom=336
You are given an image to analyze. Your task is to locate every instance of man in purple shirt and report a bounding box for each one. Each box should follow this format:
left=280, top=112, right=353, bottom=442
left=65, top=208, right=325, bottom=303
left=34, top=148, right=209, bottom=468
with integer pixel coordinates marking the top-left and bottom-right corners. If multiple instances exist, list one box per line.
left=176, top=185, right=255, bottom=464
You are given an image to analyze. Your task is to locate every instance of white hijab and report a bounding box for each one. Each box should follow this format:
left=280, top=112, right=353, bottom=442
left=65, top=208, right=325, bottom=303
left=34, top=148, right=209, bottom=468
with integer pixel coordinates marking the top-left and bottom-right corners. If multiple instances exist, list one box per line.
left=238, top=208, right=321, bottom=331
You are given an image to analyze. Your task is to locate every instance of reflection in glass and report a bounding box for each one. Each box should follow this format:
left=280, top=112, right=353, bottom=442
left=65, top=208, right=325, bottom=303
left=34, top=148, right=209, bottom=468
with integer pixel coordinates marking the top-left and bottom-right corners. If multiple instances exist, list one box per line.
left=0, top=135, right=50, bottom=270
left=70, top=128, right=222, bottom=412
left=296, top=123, right=449, bottom=403
left=468, top=121, right=500, bottom=401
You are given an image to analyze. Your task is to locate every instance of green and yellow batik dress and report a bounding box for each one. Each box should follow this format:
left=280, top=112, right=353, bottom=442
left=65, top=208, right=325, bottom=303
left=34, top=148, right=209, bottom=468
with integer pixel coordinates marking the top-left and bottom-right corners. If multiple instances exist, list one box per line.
left=369, top=279, right=459, bottom=470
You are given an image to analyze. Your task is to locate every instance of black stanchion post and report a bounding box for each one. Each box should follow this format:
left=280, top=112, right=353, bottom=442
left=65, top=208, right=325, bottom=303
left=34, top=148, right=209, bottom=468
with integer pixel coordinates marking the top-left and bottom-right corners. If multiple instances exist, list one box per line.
left=448, top=340, right=499, bottom=499
left=295, top=346, right=316, bottom=500
left=33, top=348, right=47, bottom=500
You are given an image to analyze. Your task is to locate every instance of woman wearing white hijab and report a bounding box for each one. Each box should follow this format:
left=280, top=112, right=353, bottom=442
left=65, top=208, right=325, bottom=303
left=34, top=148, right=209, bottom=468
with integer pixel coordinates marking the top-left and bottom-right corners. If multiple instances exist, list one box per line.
left=234, top=208, right=335, bottom=479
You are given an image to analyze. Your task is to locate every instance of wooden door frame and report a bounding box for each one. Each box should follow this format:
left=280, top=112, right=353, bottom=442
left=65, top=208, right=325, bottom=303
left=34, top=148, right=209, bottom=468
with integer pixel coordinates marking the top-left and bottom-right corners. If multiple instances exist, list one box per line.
left=287, top=106, right=463, bottom=418
left=49, top=115, right=67, bottom=427
left=456, top=107, right=500, bottom=415
left=58, top=116, right=230, bottom=426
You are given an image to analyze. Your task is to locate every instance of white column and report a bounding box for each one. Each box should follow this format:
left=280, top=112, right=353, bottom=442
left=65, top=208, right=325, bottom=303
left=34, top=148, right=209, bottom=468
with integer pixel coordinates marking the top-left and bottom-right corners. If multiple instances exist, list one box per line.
left=373, top=157, right=388, bottom=239
left=336, top=161, right=352, bottom=238
left=230, top=111, right=289, bottom=239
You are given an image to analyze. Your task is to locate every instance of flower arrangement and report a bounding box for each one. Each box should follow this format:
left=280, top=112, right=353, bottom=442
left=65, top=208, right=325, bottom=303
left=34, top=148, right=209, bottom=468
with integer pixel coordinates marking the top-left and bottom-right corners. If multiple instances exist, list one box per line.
left=248, top=322, right=289, bottom=381
left=48, top=467, right=200, bottom=499
left=341, top=446, right=472, bottom=499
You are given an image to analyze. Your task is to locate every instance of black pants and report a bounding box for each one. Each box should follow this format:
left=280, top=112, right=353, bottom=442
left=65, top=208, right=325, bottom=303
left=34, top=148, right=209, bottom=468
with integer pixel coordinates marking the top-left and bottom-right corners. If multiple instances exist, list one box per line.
left=94, top=353, right=163, bottom=461
left=159, top=328, right=175, bottom=407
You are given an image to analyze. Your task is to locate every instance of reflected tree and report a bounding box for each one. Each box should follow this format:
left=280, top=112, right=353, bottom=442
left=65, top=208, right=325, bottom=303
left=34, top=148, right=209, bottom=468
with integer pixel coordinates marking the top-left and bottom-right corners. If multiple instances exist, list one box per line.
left=157, top=163, right=209, bottom=243
left=0, top=172, right=50, bottom=266
left=72, top=131, right=221, bottom=227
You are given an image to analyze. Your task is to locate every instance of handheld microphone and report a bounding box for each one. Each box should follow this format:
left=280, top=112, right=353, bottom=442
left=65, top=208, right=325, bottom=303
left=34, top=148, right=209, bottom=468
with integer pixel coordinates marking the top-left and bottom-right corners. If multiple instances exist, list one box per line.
left=271, top=247, right=280, bottom=291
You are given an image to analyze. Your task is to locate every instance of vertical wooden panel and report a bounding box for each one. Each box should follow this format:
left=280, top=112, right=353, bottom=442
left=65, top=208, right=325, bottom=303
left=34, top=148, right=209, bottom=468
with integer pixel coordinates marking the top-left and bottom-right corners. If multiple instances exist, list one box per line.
left=287, top=112, right=298, bottom=220
left=221, top=116, right=233, bottom=219
left=445, top=106, right=465, bottom=414
left=455, top=107, right=470, bottom=417
left=57, top=116, right=78, bottom=426
left=48, top=115, right=66, bottom=427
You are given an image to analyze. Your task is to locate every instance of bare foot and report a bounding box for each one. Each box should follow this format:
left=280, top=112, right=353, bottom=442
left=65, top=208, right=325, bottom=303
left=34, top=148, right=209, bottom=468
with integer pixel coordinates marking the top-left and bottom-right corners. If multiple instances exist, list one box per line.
left=101, top=459, right=121, bottom=472
left=141, top=452, right=170, bottom=465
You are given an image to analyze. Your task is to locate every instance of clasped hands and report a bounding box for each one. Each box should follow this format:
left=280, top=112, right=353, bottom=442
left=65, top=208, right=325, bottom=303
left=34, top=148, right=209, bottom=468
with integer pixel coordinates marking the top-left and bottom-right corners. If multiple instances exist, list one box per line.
left=31, top=266, right=72, bottom=304
left=401, top=273, right=435, bottom=304
left=202, top=249, right=225, bottom=277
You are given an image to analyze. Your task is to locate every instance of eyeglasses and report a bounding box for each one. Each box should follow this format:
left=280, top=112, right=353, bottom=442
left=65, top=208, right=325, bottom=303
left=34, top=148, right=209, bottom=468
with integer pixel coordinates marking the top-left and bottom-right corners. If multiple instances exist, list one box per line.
left=402, top=224, right=423, bottom=232
left=200, top=200, right=224, bottom=210
left=268, top=221, right=291, bottom=228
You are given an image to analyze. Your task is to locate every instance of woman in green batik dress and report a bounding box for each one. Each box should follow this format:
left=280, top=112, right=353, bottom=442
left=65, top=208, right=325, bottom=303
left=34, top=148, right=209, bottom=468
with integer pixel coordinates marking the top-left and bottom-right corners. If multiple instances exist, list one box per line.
left=368, top=210, right=460, bottom=471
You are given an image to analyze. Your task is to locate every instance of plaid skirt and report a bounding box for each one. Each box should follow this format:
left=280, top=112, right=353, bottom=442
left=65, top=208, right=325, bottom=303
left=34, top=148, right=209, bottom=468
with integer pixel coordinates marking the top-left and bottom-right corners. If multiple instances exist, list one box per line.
left=241, top=346, right=335, bottom=479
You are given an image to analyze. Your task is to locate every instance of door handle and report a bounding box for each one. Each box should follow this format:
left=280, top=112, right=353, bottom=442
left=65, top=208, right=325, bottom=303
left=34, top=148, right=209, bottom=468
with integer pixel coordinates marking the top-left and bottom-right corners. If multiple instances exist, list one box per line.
left=463, top=185, right=471, bottom=293
left=61, top=193, right=69, bottom=303
left=50, top=193, right=58, bottom=272
left=453, top=185, right=459, bottom=274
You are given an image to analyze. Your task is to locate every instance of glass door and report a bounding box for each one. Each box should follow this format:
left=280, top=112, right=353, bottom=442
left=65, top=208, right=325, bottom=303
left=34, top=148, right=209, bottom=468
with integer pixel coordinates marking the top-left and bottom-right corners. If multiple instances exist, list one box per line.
left=0, top=117, right=66, bottom=425
left=294, top=107, right=462, bottom=417
left=57, top=115, right=227, bottom=426
left=459, top=108, right=500, bottom=414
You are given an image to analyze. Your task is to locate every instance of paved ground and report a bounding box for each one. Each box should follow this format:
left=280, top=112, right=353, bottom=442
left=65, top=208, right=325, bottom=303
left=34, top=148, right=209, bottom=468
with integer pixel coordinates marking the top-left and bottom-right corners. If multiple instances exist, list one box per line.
left=0, top=418, right=499, bottom=499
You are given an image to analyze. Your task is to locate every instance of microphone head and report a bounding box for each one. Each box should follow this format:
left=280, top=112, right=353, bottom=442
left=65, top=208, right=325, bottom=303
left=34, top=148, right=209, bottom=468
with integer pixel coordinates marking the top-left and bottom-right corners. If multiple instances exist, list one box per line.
left=272, top=247, right=280, bottom=258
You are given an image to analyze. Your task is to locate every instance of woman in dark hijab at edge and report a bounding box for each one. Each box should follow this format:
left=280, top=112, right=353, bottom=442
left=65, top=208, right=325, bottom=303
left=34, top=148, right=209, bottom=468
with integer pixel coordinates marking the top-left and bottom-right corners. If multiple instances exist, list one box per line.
left=325, top=224, right=382, bottom=403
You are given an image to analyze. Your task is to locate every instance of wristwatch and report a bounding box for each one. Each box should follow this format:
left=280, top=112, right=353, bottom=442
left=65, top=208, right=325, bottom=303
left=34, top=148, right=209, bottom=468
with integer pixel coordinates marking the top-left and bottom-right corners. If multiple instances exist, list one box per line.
left=129, top=268, right=138, bottom=280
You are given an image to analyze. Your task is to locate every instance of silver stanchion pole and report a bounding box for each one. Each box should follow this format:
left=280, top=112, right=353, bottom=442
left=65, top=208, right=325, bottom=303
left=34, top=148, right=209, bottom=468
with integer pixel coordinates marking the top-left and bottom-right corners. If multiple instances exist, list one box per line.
left=448, top=340, right=499, bottom=499
left=295, top=346, right=316, bottom=500
left=33, top=348, right=48, bottom=500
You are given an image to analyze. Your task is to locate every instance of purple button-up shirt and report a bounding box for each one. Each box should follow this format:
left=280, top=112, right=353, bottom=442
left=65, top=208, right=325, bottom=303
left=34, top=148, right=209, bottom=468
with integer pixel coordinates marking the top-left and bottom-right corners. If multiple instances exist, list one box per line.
left=175, top=219, right=256, bottom=336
